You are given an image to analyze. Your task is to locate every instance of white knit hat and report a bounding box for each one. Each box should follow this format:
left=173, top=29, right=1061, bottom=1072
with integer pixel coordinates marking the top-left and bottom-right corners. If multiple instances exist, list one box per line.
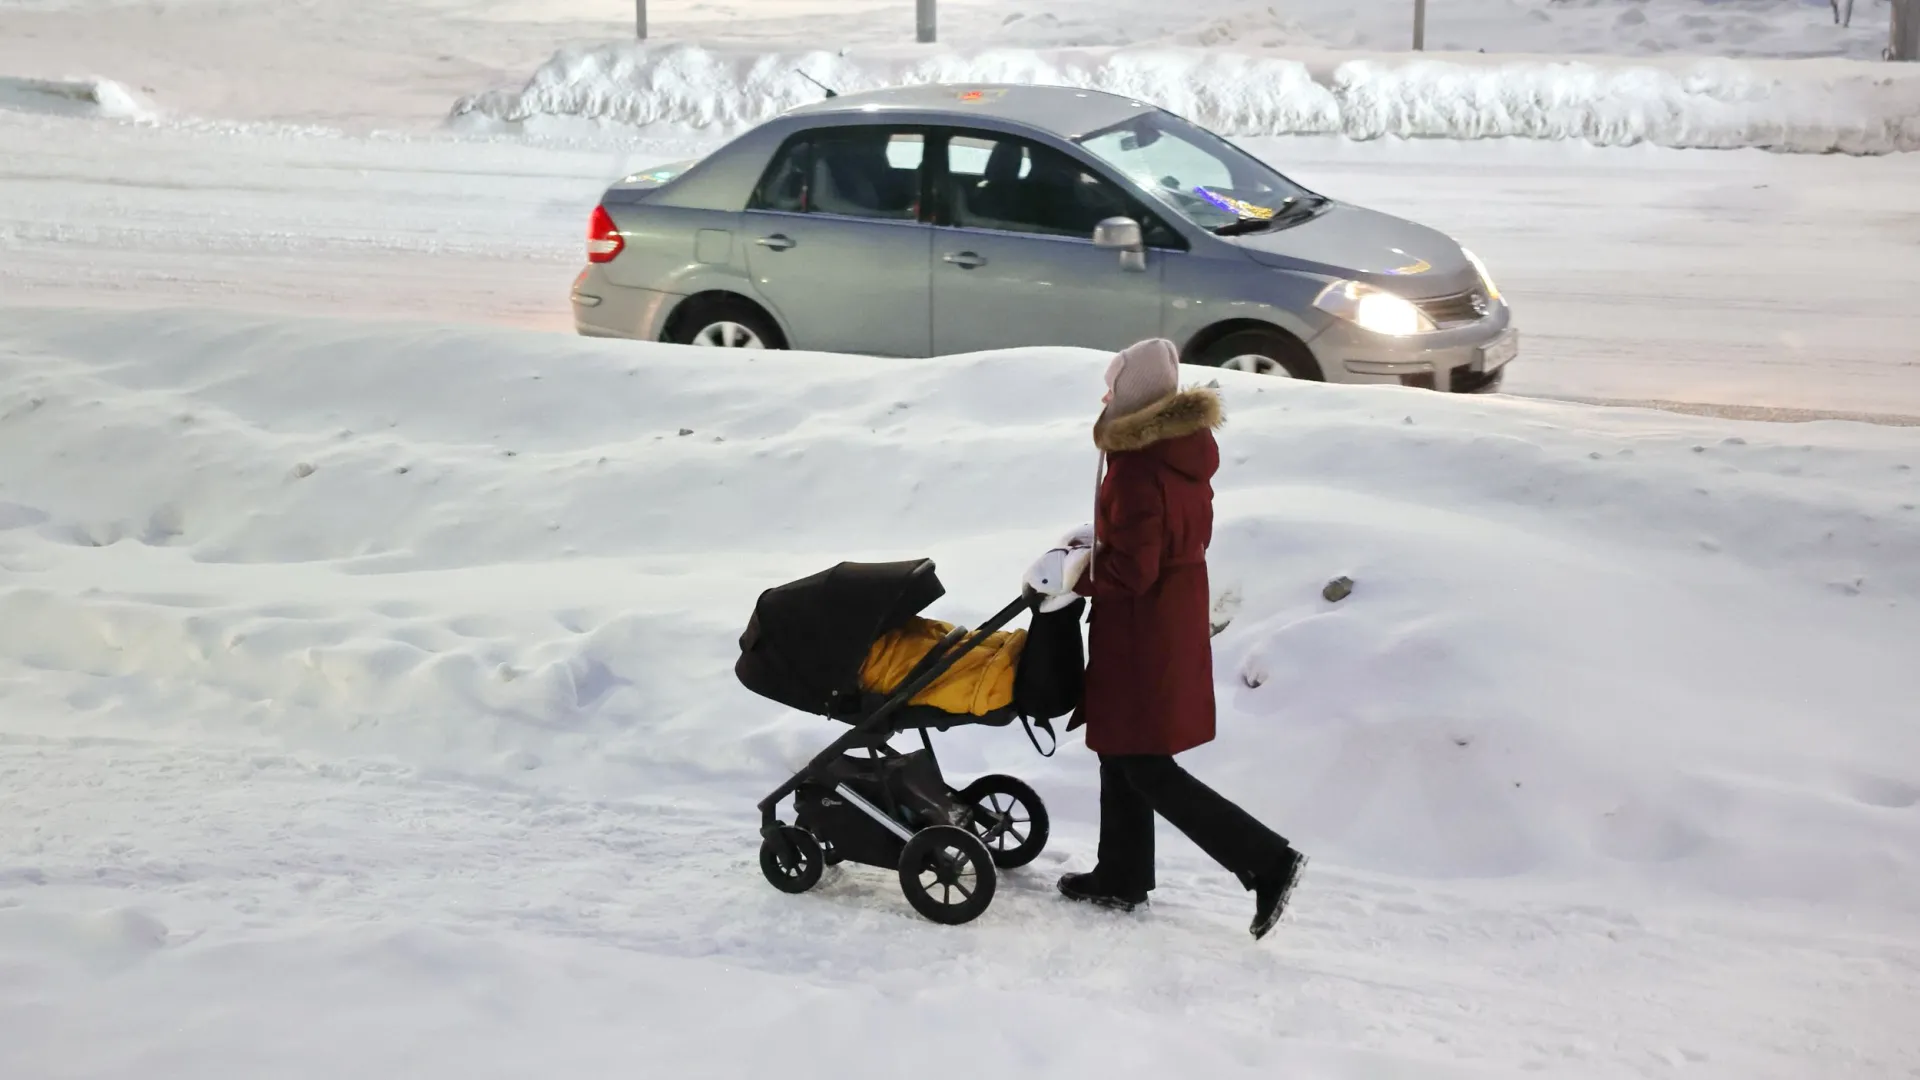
left=1105, top=338, right=1180, bottom=418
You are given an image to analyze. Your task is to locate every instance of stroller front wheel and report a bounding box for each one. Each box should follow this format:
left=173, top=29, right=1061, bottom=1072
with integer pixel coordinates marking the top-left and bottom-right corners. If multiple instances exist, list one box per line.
left=759, top=826, right=825, bottom=894
left=956, top=774, right=1050, bottom=870
left=898, top=825, right=997, bottom=925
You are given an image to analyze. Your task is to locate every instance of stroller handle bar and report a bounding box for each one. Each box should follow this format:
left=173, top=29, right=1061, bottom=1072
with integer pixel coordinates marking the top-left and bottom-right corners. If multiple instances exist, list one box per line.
left=756, top=592, right=1036, bottom=834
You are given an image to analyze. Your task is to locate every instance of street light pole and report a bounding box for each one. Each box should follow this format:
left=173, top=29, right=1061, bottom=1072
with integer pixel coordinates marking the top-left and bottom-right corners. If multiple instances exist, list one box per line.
left=1893, top=0, right=1920, bottom=60
left=637, top=0, right=647, bottom=40
left=1413, top=0, right=1427, bottom=50
left=917, top=0, right=936, bottom=43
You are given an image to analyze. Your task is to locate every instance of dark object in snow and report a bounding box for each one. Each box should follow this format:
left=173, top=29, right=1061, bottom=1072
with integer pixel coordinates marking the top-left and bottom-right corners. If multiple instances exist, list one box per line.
left=678, top=428, right=693, bottom=436
left=1322, top=576, right=1355, bottom=603
left=291, top=462, right=315, bottom=479
left=737, top=558, right=1081, bottom=926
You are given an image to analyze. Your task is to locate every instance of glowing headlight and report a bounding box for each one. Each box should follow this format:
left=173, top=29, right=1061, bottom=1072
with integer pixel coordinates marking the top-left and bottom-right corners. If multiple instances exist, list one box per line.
left=1313, top=281, right=1434, bottom=337
left=1461, top=247, right=1501, bottom=301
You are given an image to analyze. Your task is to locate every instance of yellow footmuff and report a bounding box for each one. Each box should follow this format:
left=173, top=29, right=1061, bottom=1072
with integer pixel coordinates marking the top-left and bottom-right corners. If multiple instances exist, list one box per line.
left=858, top=617, right=1028, bottom=717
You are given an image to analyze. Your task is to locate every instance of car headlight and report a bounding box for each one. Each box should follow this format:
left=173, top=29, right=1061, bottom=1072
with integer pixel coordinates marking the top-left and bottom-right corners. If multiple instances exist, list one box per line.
left=1313, top=281, right=1434, bottom=336
left=1461, top=247, right=1501, bottom=301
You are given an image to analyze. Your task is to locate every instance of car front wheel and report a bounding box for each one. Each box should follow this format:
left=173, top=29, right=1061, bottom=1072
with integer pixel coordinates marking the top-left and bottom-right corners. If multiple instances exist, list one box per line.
left=1195, top=327, right=1321, bottom=381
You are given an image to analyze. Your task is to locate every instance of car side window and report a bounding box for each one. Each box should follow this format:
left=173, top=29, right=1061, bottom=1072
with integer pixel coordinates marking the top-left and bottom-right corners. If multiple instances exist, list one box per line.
left=941, top=133, right=1178, bottom=247
left=749, top=128, right=925, bottom=221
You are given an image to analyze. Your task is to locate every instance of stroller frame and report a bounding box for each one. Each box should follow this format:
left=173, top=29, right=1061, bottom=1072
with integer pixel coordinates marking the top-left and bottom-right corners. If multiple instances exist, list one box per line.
left=753, top=591, right=1059, bottom=924
left=756, top=592, right=1031, bottom=844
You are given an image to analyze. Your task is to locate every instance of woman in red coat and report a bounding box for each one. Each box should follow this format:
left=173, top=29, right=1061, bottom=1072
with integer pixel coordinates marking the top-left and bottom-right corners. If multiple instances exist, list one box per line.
left=1028, top=338, right=1306, bottom=941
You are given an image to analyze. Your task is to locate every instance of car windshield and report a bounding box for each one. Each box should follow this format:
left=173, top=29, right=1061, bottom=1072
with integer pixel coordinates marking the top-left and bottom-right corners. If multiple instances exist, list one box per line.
left=1075, top=112, right=1317, bottom=232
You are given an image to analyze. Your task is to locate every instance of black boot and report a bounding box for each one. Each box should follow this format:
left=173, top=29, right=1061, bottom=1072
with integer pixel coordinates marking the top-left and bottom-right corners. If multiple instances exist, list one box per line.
left=1249, top=847, right=1306, bottom=941
left=1058, top=871, right=1148, bottom=913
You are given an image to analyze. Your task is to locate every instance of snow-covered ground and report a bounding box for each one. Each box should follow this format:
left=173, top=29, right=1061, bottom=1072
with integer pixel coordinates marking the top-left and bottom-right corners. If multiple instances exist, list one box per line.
left=2, top=306, right=1917, bottom=1078
left=2, top=0, right=1918, bottom=1075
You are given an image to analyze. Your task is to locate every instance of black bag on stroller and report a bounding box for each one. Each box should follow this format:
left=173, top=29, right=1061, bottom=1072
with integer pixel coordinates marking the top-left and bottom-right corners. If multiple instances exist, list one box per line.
left=737, top=558, right=1083, bottom=925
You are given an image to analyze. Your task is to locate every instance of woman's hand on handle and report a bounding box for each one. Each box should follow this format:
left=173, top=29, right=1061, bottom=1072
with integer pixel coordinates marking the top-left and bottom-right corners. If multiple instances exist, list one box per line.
left=1024, top=546, right=1092, bottom=612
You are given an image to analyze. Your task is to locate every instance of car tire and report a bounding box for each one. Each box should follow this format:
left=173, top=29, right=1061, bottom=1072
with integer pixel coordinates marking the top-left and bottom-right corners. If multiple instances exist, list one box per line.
left=669, top=296, right=784, bottom=350
left=1195, top=328, right=1321, bottom=381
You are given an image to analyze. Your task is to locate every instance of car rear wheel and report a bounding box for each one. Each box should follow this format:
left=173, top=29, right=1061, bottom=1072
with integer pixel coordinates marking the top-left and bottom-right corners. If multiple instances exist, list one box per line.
left=1195, top=328, right=1321, bottom=381
left=671, top=297, right=783, bottom=350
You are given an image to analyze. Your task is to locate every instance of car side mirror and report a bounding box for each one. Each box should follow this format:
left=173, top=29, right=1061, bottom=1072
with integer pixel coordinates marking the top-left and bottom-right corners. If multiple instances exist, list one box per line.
left=1093, top=216, right=1147, bottom=272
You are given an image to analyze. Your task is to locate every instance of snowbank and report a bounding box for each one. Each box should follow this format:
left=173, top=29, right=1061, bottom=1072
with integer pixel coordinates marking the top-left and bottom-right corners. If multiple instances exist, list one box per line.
left=3, top=306, right=1918, bottom=1076
left=3, top=303, right=1916, bottom=889
left=450, top=43, right=1920, bottom=155
left=0, top=75, right=156, bottom=122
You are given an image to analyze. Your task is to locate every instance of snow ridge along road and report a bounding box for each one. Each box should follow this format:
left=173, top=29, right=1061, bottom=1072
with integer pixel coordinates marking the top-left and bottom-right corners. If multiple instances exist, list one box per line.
left=453, top=42, right=1920, bottom=155
left=1, top=307, right=1917, bottom=1078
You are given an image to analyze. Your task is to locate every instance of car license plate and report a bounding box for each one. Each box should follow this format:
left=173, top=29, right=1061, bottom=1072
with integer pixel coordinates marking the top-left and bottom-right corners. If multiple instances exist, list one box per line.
left=1479, top=330, right=1518, bottom=372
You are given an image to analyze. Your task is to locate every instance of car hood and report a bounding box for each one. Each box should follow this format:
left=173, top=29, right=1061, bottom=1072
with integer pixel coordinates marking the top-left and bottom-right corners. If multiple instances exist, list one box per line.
left=1228, top=204, right=1478, bottom=297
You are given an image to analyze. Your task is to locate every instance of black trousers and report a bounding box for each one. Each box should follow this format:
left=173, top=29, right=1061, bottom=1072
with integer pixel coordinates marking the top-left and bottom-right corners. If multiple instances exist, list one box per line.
left=1096, top=754, right=1292, bottom=896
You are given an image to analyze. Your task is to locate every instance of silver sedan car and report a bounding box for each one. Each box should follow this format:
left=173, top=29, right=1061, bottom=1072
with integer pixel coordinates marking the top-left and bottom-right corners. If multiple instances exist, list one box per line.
left=573, top=83, right=1517, bottom=392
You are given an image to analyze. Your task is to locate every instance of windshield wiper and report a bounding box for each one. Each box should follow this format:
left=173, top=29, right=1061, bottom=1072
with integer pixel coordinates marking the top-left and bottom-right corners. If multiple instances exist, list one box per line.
left=1210, top=194, right=1331, bottom=236
left=1211, top=216, right=1276, bottom=237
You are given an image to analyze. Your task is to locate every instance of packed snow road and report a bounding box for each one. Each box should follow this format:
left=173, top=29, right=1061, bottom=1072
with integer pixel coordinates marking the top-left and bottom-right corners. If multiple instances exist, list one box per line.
left=3, top=109, right=1919, bottom=418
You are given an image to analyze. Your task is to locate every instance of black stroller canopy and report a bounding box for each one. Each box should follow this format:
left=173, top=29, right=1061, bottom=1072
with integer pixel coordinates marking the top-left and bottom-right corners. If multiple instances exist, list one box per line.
left=737, top=559, right=946, bottom=715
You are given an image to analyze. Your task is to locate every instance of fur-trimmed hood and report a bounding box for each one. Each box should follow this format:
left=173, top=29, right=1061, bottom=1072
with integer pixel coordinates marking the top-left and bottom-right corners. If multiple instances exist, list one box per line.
left=1094, top=386, right=1224, bottom=455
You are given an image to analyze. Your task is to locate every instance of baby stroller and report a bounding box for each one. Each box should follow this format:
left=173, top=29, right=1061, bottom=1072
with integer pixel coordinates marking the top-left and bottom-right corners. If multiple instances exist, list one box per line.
left=736, top=558, right=1084, bottom=925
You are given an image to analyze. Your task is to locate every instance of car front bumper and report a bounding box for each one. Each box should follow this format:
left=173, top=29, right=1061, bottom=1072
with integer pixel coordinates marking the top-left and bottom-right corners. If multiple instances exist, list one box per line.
left=1308, top=305, right=1518, bottom=393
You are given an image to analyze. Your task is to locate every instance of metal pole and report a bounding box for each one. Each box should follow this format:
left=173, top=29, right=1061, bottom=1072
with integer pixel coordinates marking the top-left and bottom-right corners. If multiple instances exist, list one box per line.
left=1413, top=0, right=1426, bottom=50
left=636, top=0, right=647, bottom=40
left=917, top=0, right=936, bottom=43
left=1894, top=0, right=1920, bottom=60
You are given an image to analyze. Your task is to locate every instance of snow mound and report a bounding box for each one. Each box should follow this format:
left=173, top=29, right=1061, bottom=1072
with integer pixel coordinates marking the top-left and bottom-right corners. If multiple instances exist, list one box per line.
left=450, top=43, right=1920, bottom=155
left=0, top=75, right=156, bottom=122
left=4, top=306, right=1919, bottom=1076
left=3, top=304, right=1917, bottom=904
left=0, top=906, right=168, bottom=975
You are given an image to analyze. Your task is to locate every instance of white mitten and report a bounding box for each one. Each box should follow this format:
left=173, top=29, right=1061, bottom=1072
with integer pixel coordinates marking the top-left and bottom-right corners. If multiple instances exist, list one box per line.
left=1023, top=548, right=1071, bottom=596
left=1026, top=546, right=1092, bottom=612
left=1060, top=545, right=1091, bottom=591
left=1059, top=523, right=1096, bottom=550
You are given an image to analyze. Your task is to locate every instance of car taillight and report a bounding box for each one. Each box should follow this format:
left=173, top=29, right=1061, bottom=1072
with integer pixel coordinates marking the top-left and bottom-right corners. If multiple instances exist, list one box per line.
left=587, top=204, right=624, bottom=263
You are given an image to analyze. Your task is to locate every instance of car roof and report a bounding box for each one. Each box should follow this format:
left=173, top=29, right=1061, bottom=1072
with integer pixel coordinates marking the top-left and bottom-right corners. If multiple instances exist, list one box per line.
left=782, top=83, right=1157, bottom=140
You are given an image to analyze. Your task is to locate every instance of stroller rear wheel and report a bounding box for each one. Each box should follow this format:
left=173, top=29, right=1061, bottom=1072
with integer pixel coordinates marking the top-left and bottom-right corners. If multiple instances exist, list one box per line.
left=759, top=826, right=825, bottom=894
left=897, top=826, right=996, bottom=925
left=956, top=774, right=1049, bottom=870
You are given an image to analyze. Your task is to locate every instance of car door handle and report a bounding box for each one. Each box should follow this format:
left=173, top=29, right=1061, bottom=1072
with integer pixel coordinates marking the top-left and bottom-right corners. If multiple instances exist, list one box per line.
left=943, top=251, right=987, bottom=269
left=755, top=234, right=795, bottom=251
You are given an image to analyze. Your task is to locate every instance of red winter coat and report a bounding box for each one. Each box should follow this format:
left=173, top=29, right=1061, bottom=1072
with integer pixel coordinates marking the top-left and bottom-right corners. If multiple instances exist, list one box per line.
left=1070, top=387, right=1223, bottom=757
